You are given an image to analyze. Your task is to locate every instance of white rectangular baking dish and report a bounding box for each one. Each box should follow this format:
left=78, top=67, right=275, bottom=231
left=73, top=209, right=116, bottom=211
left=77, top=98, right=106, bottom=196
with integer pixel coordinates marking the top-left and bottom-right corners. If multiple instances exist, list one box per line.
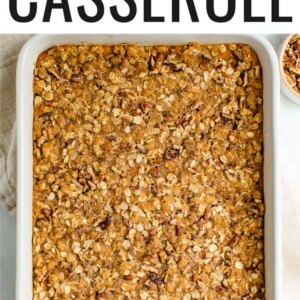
left=16, top=34, right=281, bottom=300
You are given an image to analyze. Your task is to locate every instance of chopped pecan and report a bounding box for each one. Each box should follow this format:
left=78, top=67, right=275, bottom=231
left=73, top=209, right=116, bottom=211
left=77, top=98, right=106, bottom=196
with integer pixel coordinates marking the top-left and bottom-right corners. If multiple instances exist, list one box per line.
left=283, top=34, right=300, bottom=94
left=227, top=236, right=239, bottom=247
left=140, top=101, right=149, bottom=113
left=216, top=286, right=225, bottom=293
left=175, top=115, right=186, bottom=127
left=148, top=273, right=164, bottom=285
left=191, top=101, right=201, bottom=111
left=71, top=73, right=83, bottom=83
left=148, top=55, right=156, bottom=71
left=151, top=184, right=158, bottom=196
left=94, top=72, right=102, bottom=79
left=285, top=70, right=297, bottom=87
left=156, top=52, right=164, bottom=63
left=175, top=225, right=182, bottom=236
left=100, top=216, right=113, bottom=230
left=41, top=208, right=51, bottom=217
left=290, top=65, right=300, bottom=76
left=165, top=148, right=181, bottom=160
left=106, top=135, right=117, bottom=142
left=150, top=167, right=162, bottom=178
left=203, top=208, right=210, bottom=220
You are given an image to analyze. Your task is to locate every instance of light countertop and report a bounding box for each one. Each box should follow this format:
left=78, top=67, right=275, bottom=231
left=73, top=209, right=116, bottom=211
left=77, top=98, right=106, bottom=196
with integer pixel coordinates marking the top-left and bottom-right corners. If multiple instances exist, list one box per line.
left=0, top=34, right=299, bottom=300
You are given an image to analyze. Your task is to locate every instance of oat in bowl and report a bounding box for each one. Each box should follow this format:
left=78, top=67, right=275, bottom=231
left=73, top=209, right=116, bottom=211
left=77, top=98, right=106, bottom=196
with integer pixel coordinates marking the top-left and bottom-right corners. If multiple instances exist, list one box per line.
left=279, top=34, right=300, bottom=104
left=33, top=43, right=265, bottom=299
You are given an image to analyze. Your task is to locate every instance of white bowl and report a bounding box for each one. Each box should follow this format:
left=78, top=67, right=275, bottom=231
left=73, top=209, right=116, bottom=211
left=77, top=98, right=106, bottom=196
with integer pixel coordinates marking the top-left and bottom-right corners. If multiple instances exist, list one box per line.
left=278, top=34, right=300, bottom=105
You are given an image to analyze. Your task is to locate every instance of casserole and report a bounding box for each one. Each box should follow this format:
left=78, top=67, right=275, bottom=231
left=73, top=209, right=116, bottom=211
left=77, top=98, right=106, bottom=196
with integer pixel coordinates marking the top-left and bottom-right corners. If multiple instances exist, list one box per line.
left=16, top=34, right=280, bottom=300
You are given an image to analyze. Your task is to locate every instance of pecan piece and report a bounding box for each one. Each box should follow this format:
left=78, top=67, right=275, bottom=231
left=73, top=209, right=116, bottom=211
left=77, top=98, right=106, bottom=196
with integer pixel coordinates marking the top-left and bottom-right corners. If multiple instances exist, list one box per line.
left=173, top=63, right=185, bottom=72
left=148, top=273, right=164, bottom=285
left=284, top=55, right=296, bottom=68
left=148, top=55, right=156, bottom=71
left=203, top=208, right=210, bottom=220
left=295, top=40, right=300, bottom=52
left=289, top=65, right=300, bottom=76
left=151, top=184, right=159, bottom=196
left=100, top=216, right=113, bottom=230
left=71, top=73, right=83, bottom=83
left=156, top=52, right=164, bottom=63
left=123, top=218, right=131, bottom=229
left=150, top=167, right=162, bottom=178
left=119, top=142, right=128, bottom=150
left=191, top=101, right=201, bottom=111
left=165, top=147, right=181, bottom=160
left=41, top=208, right=51, bottom=217
left=140, top=101, right=149, bottom=114
left=227, top=236, right=239, bottom=247
left=106, top=134, right=117, bottom=142
left=175, top=225, right=182, bottom=236
left=94, top=72, right=102, bottom=79
left=120, top=58, right=126, bottom=69
left=123, top=275, right=133, bottom=280
left=289, top=34, right=300, bottom=44
left=284, top=70, right=296, bottom=87
left=216, top=286, right=225, bottom=293
left=125, top=72, right=134, bottom=79
left=175, top=115, right=186, bottom=127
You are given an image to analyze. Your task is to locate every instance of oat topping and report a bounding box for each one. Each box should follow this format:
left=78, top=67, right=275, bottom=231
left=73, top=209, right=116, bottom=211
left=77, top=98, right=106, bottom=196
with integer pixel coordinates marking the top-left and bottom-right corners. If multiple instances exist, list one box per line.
left=33, top=43, right=265, bottom=300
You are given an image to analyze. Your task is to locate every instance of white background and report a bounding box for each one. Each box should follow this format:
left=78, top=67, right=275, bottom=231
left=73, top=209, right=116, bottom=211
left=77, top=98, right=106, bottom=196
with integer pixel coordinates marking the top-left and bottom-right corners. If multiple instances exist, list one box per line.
left=0, top=34, right=300, bottom=300
left=0, top=0, right=299, bottom=33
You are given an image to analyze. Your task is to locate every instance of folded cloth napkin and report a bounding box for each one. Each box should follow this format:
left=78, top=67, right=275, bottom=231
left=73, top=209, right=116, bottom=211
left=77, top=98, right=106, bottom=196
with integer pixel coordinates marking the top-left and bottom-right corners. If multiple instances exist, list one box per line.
left=0, top=34, right=32, bottom=217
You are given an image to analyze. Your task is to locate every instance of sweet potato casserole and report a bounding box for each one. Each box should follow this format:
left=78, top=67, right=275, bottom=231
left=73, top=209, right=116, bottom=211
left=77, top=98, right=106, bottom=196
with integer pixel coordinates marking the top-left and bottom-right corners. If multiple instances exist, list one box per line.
left=32, top=43, right=265, bottom=300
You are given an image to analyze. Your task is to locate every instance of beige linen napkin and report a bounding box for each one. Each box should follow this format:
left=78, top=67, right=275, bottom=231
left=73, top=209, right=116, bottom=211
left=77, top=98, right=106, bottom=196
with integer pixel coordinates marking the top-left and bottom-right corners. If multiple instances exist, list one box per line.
left=0, top=34, right=32, bottom=217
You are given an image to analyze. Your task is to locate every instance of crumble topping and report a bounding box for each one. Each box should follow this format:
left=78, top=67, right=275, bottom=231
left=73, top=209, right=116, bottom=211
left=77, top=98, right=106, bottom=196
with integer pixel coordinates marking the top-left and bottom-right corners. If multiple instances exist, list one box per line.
left=33, top=43, right=264, bottom=300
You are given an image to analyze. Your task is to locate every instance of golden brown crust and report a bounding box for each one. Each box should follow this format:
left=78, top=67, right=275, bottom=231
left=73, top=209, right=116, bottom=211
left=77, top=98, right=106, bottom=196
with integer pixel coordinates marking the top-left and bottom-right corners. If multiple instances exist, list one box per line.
left=32, top=43, right=264, bottom=300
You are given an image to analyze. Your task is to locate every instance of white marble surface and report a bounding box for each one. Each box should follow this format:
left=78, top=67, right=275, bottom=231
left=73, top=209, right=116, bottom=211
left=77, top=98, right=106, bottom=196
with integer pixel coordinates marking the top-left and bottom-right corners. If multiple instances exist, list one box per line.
left=0, top=34, right=300, bottom=300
